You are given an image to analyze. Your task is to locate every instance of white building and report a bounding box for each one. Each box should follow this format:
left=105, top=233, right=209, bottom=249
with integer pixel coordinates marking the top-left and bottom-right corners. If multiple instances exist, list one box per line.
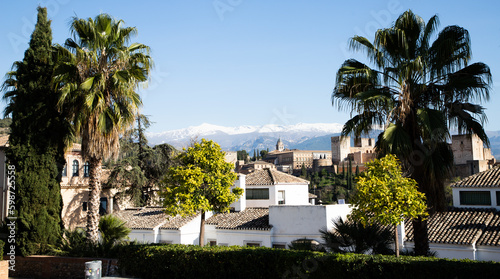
left=233, top=168, right=310, bottom=208
left=120, top=169, right=350, bottom=248
left=397, top=167, right=500, bottom=261
left=118, top=166, right=500, bottom=261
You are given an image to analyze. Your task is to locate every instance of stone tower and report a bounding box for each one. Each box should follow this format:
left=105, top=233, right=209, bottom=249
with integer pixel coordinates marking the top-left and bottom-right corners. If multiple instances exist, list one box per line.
left=276, top=138, right=285, bottom=152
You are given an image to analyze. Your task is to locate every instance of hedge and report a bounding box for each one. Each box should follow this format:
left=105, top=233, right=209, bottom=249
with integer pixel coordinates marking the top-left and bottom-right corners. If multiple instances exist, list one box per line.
left=117, top=244, right=500, bottom=279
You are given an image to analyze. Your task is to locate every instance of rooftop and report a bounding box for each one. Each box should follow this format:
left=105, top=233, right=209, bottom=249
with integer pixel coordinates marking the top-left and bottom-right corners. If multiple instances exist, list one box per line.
left=245, top=168, right=309, bottom=185
left=404, top=208, right=500, bottom=246
left=206, top=208, right=271, bottom=230
left=451, top=166, right=500, bottom=188
left=113, top=207, right=196, bottom=230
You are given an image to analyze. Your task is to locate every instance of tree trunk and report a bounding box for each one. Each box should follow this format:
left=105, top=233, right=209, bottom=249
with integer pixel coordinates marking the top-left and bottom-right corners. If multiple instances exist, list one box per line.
left=412, top=217, right=429, bottom=256
left=394, top=224, right=399, bottom=257
left=199, top=211, right=206, bottom=246
left=87, top=157, right=102, bottom=245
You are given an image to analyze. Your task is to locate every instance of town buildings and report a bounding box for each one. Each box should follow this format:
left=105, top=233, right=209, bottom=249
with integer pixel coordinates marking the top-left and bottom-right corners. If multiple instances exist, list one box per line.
left=117, top=170, right=351, bottom=248
left=265, top=139, right=333, bottom=173
left=331, top=136, right=376, bottom=165
left=331, top=134, right=496, bottom=177
left=451, top=134, right=495, bottom=177
left=0, top=137, right=127, bottom=229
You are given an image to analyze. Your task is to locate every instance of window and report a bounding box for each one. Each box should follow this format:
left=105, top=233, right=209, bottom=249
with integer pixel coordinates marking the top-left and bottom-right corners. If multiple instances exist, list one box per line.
left=278, top=190, right=285, bottom=205
left=496, top=191, right=500, bottom=206
left=84, top=162, right=89, bottom=177
left=272, top=243, right=286, bottom=249
left=99, top=197, right=108, bottom=215
left=62, top=163, right=67, bottom=177
left=209, top=240, right=217, bottom=246
left=246, top=188, right=269, bottom=200
left=460, top=191, right=491, bottom=206
left=72, top=160, right=79, bottom=177
left=245, top=242, right=260, bottom=247
left=82, top=202, right=88, bottom=211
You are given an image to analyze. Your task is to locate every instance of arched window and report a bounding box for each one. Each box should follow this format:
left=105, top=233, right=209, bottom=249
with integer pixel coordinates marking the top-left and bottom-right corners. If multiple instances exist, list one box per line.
left=84, top=162, right=90, bottom=177
left=72, top=160, right=79, bottom=177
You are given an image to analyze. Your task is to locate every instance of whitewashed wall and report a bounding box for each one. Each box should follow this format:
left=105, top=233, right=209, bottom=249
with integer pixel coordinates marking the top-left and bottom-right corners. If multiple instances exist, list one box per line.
left=215, top=229, right=272, bottom=247
left=129, top=229, right=158, bottom=244
left=274, top=184, right=309, bottom=205
left=477, top=246, right=500, bottom=261
left=269, top=204, right=352, bottom=246
left=179, top=214, right=204, bottom=245
left=230, top=175, right=246, bottom=211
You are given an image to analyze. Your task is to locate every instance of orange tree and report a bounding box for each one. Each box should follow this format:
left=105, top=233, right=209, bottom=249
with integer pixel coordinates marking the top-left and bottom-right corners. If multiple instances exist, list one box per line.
left=350, top=154, right=428, bottom=257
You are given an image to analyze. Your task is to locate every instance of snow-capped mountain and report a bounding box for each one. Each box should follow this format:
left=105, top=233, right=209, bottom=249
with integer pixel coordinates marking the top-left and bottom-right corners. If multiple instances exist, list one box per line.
left=146, top=123, right=500, bottom=157
left=146, top=123, right=344, bottom=151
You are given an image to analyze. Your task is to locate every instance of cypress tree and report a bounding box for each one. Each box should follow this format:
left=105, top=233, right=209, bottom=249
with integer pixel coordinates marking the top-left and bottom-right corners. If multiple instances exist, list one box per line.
left=3, top=7, right=72, bottom=255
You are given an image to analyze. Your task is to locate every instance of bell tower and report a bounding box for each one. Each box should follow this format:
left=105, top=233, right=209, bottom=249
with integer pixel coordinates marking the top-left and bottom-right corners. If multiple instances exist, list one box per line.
left=276, top=138, right=285, bottom=152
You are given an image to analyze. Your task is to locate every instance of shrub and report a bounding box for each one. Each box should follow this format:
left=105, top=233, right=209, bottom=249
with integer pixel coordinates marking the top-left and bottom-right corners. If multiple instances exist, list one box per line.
left=117, top=244, right=500, bottom=279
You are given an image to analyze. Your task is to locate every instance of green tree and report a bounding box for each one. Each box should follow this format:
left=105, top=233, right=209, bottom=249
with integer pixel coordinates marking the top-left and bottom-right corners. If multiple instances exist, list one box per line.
left=106, top=115, right=178, bottom=206
left=237, top=150, right=249, bottom=162
left=55, top=14, right=153, bottom=244
left=332, top=10, right=491, bottom=255
left=162, top=139, right=243, bottom=246
left=2, top=7, right=72, bottom=256
left=300, top=163, right=307, bottom=178
left=260, top=149, right=268, bottom=160
left=350, top=155, right=428, bottom=257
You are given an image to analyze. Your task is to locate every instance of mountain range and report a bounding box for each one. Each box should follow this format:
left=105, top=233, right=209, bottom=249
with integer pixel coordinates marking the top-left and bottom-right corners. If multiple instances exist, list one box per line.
left=147, top=122, right=373, bottom=152
left=147, top=123, right=500, bottom=158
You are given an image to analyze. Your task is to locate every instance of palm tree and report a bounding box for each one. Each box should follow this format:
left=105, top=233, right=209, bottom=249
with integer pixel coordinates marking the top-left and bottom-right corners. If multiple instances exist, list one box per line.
left=99, top=215, right=131, bottom=251
left=332, top=10, right=491, bottom=255
left=55, top=14, right=153, bottom=244
left=320, top=217, right=393, bottom=255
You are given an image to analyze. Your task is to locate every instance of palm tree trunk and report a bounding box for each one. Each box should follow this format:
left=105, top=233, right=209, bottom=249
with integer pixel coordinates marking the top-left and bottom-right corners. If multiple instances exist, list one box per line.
left=199, top=211, right=205, bottom=246
left=87, top=157, right=102, bottom=244
left=412, top=217, right=429, bottom=256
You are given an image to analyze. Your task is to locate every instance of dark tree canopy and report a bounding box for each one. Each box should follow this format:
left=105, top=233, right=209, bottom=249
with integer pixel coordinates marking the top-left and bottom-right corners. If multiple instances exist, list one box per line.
left=2, top=7, right=72, bottom=255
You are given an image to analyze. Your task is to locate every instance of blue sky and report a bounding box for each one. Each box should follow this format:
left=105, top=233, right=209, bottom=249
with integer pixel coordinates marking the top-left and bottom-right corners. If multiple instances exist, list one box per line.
left=1, top=0, right=499, bottom=133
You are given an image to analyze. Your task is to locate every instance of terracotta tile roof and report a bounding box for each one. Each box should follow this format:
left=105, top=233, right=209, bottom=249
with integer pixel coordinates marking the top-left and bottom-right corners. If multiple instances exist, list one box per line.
left=451, top=166, right=500, bottom=188
left=476, top=212, right=500, bottom=246
left=206, top=208, right=271, bottom=230
left=113, top=207, right=167, bottom=230
left=245, top=169, right=309, bottom=186
left=160, top=214, right=198, bottom=230
left=404, top=208, right=497, bottom=245
left=113, top=207, right=196, bottom=230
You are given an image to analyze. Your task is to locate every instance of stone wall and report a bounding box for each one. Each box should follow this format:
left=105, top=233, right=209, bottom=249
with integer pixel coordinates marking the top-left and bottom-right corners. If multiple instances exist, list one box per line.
left=4, top=256, right=118, bottom=279
left=0, top=261, right=7, bottom=279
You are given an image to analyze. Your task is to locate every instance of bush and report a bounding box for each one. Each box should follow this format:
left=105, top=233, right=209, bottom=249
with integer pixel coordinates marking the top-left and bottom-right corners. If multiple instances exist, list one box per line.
left=117, top=244, right=500, bottom=279
left=0, top=239, right=4, bottom=256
